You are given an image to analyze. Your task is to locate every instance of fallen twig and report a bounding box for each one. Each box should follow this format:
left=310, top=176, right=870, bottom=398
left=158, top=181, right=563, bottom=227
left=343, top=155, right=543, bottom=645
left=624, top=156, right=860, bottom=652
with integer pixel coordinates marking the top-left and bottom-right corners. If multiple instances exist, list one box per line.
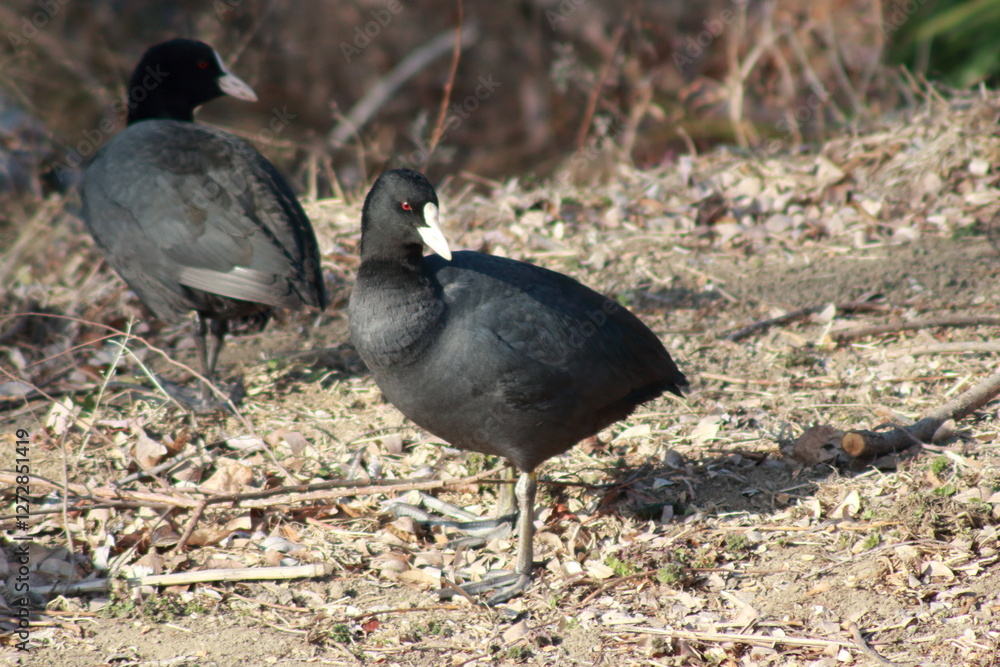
left=579, top=568, right=661, bottom=606
left=849, top=622, right=897, bottom=667
left=33, top=564, right=332, bottom=597
left=723, top=296, right=889, bottom=342
left=623, top=626, right=854, bottom=650
left=886, top=342, right=1000, bottom=357
left=841, top=368, right=1000, bottom=459
left=231, top=465, right=504, bottom=508
left=699, top=372, right=842, bottom=389
left=0, top=465, right=507, bottom=516
left=173, top=500, right=209, bottom=553
left=832, top=315, right=1000, bottom=343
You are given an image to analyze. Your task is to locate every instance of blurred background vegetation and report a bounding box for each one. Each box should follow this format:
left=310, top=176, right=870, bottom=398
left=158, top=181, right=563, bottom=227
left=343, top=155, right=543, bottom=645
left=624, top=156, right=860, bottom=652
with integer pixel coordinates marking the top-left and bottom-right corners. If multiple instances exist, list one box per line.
left=0, top=0, right=996, bottom=203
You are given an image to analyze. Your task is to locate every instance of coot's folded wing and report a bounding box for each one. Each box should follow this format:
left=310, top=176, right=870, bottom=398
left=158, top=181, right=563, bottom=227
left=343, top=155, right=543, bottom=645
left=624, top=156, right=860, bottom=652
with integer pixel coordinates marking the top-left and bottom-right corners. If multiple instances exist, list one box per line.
left=430, top=252, right=687, bottom=402
left=85, top=121, right=325, bottom=313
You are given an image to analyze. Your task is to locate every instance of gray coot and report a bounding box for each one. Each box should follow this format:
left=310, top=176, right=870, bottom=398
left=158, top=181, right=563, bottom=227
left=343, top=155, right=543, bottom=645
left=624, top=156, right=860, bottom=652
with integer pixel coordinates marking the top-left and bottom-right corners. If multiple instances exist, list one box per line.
left=81, top=39, right=326, bottom=407
left=349, top=169, right=688, bottom=603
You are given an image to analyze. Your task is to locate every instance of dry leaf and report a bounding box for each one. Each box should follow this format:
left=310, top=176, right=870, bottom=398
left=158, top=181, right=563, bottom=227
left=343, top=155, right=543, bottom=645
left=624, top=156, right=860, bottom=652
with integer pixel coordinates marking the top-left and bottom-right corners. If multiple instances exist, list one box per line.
left=132, top=429, right=167, bottom=470
left=397, top=568, right=440, bottom=588
left=186, top=528, right=232, bottom=547
left=830, top=490, right=861, bottom=519
left=586, top=561, right=615, bottom=579
left=806, top=582, right=831, bottom=596
left=690, top=416, right=721, bottom=445
left=223, top=515, right=255, bottom=532
left=921, top=561, right=955, bottom=582
left=265, top=429, right=306, bottom=456
left=792, top=425, right=842, bottom=466
left=813, top=303, right=837, bottom=324
left=225, top=435, right=265, bottom=451
left=502, top=620, right=529, bottom=644
left=202, top=460, right=253, bottom=493
left=614, top=423, right=651, bottom=441
left=379, top=434, right=405, bottom=454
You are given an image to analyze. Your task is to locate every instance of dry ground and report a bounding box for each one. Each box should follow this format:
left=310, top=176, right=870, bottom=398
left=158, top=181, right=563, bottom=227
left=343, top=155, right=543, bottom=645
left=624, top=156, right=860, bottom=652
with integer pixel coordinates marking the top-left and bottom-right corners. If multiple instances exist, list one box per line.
left=2, top=90, right=1000, bottom=666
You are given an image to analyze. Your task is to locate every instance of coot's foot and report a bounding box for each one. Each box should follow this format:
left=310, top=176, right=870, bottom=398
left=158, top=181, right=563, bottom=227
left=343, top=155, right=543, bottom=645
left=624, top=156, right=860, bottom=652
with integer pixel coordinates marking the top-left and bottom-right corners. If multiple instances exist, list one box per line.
left=386, top=493, right=535, bottom=604
left=440, top=570, right=533, bottom=606
left=154, top=374, right=244, bottom=413
left=388, top=492, right=515, bottom=548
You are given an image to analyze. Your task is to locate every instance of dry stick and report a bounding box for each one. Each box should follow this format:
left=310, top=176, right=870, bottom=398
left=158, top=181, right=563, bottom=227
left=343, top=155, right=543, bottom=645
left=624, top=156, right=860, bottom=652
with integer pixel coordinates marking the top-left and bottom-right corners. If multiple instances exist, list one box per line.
left=849, top=622, right=897, bottom=667
left=233, top=465, right=503, bottom=508
left=425, top=0, right=464, bottom=160
left=33, top=564, right=333, bottom=598
left=832, top=315, right=1000, bottom=343
left=841, top=367, right=1000, bottom=459
left=574, top=23, right=626, bottom=150
left=0, top=501, right=179, bottom=521
left=579, top=568, right=660, bottom=606
left=623, top=626, right=854, bottom=650
left=0, top=300, right=37, bottom=345
left=0, top=311, right=250, bottom=429
left=0, top=472, right=204, bottom=509
left=0, top=466, right=506, bottom=515
left=0, top=368, right=120, bottom=445
left=439, top=578, right=479, bottom=606
left=886, top=342, right=1000, bottom=357
left=722, top=298, right=889, bottom=342
left=328, top=25, right=480, bottom=147
left=725, top=5, right=780, bottom=148
left=173, top=500, right=209, bottom=553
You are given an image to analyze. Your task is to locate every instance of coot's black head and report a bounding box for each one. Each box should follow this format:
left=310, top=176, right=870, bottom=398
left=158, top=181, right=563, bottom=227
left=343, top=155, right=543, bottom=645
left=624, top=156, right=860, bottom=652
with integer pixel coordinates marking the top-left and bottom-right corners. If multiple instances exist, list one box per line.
left=126, top=39, right=257, bottom=125
left=360, top=169, right=452, bottom=261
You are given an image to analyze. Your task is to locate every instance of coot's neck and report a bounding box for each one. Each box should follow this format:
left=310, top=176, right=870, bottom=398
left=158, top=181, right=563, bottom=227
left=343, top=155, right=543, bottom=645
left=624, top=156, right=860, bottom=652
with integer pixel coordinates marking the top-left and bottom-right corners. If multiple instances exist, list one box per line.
left=358, top=237, right=427, bottom=265
left=127, top=98, right=195, bottom=124
left=351, top=253, right=444, bottom=369
left=125, top=66, right=207, bottom=125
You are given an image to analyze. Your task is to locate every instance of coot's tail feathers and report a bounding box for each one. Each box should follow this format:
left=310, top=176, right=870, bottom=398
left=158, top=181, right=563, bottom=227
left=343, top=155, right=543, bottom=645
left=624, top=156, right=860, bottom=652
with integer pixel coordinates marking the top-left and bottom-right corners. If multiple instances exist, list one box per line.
left=666, top=369, right=690, bottom=398
left=629, top=371, right=688, bottom=406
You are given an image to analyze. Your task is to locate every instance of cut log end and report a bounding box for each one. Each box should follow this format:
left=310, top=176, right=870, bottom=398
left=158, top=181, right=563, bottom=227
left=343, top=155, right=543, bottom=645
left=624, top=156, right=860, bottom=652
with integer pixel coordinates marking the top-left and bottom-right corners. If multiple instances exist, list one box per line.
left=840, top=431, right=868, bottom=458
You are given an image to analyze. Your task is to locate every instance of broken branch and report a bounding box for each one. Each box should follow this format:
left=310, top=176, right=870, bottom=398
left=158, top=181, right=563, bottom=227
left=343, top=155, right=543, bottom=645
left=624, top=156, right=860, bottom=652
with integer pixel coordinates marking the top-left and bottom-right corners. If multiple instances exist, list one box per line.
left=841, top=367, right=1000, bottom=459
left=723, top=297, right=889, bottom=342
left=832, top=315, right=1000, bottom=343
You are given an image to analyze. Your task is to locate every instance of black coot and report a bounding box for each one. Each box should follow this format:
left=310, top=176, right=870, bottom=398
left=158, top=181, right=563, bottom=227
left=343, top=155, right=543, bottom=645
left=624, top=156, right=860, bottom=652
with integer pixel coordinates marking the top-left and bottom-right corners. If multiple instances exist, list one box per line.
left=349, top=169, right=688, bottom=603
left=81, top=39, right=326, bottom=406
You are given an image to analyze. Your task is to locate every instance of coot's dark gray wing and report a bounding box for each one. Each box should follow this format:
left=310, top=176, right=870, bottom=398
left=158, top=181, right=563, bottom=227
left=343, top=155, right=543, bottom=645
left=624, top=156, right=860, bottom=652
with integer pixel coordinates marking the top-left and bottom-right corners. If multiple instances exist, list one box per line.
left=430, top=251, right=686, bottom=397
left=82, top=120, right=325, bottom=321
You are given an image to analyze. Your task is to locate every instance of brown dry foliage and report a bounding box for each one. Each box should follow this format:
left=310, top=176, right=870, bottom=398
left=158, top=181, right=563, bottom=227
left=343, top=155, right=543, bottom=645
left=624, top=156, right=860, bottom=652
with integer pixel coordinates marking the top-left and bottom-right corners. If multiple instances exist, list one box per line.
left=1, top=82, right=999, bottom=665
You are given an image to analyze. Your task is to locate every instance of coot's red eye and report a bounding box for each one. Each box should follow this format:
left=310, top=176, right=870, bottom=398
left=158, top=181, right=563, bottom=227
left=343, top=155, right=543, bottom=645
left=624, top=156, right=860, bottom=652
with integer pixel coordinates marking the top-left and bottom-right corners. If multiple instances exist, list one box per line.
left=401, top=202, right=413, bottom=211
left=197, top=60, right=209, bottom=69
